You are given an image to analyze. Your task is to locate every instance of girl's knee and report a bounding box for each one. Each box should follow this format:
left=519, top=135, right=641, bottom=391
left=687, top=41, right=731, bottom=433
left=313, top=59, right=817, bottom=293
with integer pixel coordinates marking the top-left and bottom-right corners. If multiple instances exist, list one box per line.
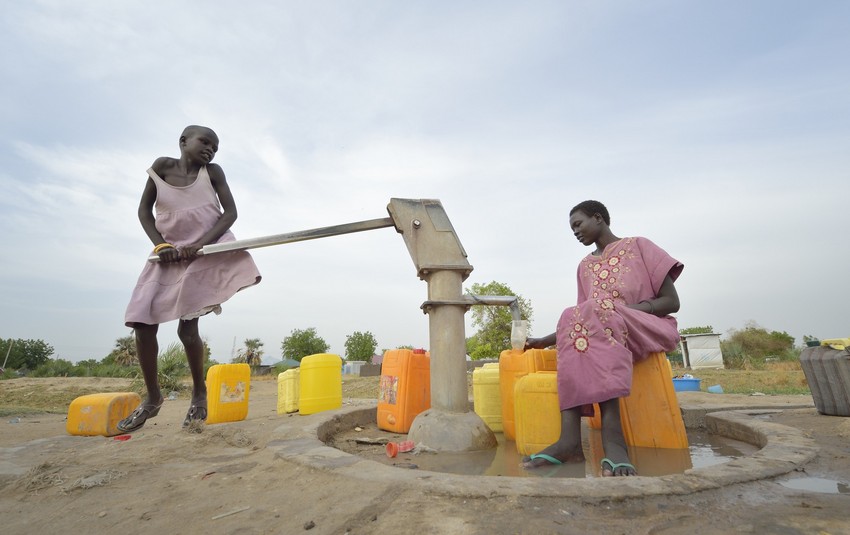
left=134, top=323, right=158, bottom=340
left=178, top=332, right=200, bottom=347
left=177, top=320, right=200, bottom=343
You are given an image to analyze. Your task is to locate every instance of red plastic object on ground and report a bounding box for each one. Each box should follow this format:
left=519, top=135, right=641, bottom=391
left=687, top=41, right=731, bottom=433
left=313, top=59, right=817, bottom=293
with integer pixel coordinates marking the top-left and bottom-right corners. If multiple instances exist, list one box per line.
left=385, top=440, right=415, bottom=457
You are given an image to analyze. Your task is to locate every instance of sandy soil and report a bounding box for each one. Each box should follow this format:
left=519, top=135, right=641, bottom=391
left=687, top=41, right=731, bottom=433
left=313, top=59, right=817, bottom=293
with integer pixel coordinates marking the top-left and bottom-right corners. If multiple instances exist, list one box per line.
left=1, top=377, right=849, bottom=535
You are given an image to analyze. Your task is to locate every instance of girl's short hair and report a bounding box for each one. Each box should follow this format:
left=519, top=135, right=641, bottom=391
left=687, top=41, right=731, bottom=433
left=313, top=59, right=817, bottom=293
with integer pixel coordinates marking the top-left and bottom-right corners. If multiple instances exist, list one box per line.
left=569, top=200, right=610, bottom=225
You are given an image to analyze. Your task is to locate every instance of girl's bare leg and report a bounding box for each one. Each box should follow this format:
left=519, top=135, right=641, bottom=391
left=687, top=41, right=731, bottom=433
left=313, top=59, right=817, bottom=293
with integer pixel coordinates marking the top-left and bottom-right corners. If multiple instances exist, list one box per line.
left=135, top=323, right=164, bottom=407
left=599, top=398, right=636, bottom=476
left=522, top=407, right=584, bottom=468
left=116, top=323, right=165, bottom=432
left=178, top=318, right=207, bottom=421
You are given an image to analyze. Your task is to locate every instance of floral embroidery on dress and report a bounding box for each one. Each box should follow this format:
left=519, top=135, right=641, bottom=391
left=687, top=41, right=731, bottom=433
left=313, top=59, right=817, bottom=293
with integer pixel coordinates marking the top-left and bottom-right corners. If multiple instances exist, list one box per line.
left=568, top=319, right=592, bottom=354
left=577, top=238, right=638, bottom=326
left=574, top=336, right=589, bottom=352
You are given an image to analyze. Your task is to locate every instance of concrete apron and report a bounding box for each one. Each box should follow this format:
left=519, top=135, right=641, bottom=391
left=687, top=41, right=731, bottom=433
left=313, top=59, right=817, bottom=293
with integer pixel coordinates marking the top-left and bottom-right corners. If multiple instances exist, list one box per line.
left=266, top=402, right=818, bottom=502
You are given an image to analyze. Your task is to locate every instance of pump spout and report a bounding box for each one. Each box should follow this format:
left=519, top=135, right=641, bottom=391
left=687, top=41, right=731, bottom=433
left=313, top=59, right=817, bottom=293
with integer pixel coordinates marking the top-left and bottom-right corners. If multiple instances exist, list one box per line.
left=464, top=294, right=527, bottom=350
left=464, top=294, right=521, bottom=321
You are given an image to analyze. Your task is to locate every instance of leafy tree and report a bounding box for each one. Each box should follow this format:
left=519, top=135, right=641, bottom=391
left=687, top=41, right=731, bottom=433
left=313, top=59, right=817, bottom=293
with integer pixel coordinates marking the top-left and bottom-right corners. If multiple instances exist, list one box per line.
left=234, top=338, right=264, bottom=366
left=465, top=281, right=533, bottom=360
left=679, top=326, right=714, bottom=335
left=281, top=328, right=330, bottom=362
left=344, top=331, right=378, bottom=363
left=0, top=338, right=54, bottom=370
left=466, top=335, right=493, bottom=361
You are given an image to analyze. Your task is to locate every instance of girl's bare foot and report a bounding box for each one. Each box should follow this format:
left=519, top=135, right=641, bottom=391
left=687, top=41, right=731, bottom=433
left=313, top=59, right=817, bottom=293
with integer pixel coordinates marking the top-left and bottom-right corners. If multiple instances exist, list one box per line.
left=601, top=458, right=637, bottom=476
left=182, top=394, right=208, bottom=427
left=117, top=397, right=164, bottom=433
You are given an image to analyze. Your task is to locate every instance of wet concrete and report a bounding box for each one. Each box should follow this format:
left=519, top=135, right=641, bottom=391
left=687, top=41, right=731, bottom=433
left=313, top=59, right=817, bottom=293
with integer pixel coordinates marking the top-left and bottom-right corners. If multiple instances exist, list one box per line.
left=266, top=394, right=820, bottom=501
left=778, top=477, right=850, bottom=494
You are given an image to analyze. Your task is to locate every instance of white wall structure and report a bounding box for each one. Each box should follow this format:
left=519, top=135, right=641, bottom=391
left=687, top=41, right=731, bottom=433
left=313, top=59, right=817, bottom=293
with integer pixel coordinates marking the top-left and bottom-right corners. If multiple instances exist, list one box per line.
left=680, top=333, right=724, bottom=369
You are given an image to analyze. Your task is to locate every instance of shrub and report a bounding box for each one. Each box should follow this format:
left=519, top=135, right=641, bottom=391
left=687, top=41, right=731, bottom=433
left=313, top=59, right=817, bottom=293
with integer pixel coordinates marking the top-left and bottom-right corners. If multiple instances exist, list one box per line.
left=720, top=341, right=759, bottom=370
left=271, top=362, right=297, bottom=375
left=722, top=322, right=796, bottom=369
left=32, top=359, right=77, bottom=377
left=131, top=343, right=191, bottom=395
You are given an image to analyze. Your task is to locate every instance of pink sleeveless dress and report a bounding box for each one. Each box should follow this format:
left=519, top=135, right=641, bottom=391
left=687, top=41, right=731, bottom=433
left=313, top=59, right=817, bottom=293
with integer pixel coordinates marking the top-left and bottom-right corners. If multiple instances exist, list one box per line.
left=124, top=166, right=261, bottom=326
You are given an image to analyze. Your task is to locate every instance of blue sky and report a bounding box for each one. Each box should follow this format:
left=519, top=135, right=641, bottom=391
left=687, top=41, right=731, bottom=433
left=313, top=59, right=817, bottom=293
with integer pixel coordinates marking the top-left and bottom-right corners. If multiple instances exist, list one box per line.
left=1, top=1, right=848, bottom=364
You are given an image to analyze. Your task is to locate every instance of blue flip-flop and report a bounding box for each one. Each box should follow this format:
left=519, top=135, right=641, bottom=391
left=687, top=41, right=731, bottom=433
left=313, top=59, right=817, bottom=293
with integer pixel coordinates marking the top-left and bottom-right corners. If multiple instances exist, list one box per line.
left=601, top=457, right=637, bottom=476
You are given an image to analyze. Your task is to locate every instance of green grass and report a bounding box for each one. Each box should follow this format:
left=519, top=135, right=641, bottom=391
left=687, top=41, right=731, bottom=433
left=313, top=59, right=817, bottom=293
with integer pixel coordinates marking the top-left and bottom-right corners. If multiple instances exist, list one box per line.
left=0, top=361, right=812, bottom=416
left=673, top=362, right=810, bottom=395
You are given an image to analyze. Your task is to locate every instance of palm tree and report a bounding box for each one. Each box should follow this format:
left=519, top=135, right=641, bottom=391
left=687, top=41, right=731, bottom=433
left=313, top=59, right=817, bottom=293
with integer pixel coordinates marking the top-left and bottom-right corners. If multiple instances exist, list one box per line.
left=235, top=338, right=264, bottom=367
left=111, top=334, right=138, bottom=367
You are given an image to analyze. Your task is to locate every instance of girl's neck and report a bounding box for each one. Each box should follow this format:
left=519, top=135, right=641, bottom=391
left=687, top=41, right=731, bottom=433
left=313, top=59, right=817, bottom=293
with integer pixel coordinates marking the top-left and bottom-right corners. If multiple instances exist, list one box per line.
left=593, top=230, right=620, bottom=256
left=177, top=157, right=203, bottom=176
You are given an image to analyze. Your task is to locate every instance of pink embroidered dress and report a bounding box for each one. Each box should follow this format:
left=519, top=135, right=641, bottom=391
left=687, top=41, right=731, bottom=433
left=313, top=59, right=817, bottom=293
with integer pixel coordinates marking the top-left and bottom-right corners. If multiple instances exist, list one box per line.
left=125, top=166, right=261, bottom=326
left=555, top=237, right=683, bottom=410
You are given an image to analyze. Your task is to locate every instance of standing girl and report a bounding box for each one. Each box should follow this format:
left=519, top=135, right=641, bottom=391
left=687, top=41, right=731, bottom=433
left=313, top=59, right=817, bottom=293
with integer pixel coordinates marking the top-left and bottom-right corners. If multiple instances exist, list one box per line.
left=119, top=125, right=261, bottom=432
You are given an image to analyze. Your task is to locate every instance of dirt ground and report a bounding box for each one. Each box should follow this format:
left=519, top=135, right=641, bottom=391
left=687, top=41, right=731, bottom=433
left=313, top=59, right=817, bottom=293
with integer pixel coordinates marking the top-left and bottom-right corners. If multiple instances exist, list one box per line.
left=1, top=377, right=849, bottom=535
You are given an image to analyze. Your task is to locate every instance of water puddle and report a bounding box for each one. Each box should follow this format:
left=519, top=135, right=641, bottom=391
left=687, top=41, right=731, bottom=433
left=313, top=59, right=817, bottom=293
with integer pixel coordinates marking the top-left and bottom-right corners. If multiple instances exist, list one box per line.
left=336, top=426, right=758, bottom=479
left=778, top=477, right=850, bottom=494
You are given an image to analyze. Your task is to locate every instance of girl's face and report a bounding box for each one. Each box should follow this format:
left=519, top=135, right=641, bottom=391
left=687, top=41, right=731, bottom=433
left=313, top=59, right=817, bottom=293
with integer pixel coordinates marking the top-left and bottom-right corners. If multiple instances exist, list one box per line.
left=182, top=130, right=219, bottom=164
left=569, top=211, right=603, bottom=246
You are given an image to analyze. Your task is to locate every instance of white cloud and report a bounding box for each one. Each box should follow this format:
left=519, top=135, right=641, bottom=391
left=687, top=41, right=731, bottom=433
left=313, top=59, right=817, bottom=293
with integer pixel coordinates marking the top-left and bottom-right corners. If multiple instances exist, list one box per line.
left=1, top=1, right=849, bottom=363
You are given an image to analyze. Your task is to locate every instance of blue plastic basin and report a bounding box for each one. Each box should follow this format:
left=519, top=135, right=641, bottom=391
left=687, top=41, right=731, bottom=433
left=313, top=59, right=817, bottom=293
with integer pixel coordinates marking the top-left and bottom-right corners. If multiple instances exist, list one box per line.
left=672, top=378, right=702, bottom=392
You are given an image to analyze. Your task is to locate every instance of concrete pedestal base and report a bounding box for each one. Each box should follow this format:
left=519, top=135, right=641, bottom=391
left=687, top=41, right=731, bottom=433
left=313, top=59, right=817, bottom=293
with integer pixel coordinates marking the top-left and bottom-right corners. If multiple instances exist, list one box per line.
left=408, top=408, right=497, bottom=452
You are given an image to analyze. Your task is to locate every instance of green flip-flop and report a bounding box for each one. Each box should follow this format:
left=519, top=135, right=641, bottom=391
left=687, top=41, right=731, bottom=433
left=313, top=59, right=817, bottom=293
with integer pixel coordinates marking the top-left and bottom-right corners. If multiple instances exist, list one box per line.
left=523, top=453, right=563, bottom=467
left=601, top=457, right=637, bottom=476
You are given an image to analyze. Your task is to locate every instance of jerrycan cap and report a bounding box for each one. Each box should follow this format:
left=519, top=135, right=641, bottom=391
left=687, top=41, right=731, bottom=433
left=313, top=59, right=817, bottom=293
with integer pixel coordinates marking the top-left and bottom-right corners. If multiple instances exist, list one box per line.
left=413, top=348, right=426, bottom=354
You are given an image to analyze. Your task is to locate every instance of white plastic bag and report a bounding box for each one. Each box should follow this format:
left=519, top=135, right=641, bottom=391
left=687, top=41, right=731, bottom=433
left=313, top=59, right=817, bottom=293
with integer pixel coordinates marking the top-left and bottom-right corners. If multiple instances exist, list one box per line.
left=510, top=320, right=528, bottom=350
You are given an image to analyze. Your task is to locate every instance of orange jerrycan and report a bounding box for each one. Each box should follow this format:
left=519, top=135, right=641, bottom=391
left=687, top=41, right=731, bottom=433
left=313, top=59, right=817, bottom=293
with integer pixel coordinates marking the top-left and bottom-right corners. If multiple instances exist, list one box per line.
left=206, top=363, right=251, bottom=425
left=499, top=348, right=557, bottom=440
left=299, top=353, right=342, bottom=415
left=586, top=352, right=688, bottom=449
left=473, top=363, right=502, bottom=432
left=66, top=392, right=141, bottom=436
left=377, top=348, right=430, bottom=433
left=514, top=371, right=561, bottom=456
left=277, top=368, right=300, bottom=414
